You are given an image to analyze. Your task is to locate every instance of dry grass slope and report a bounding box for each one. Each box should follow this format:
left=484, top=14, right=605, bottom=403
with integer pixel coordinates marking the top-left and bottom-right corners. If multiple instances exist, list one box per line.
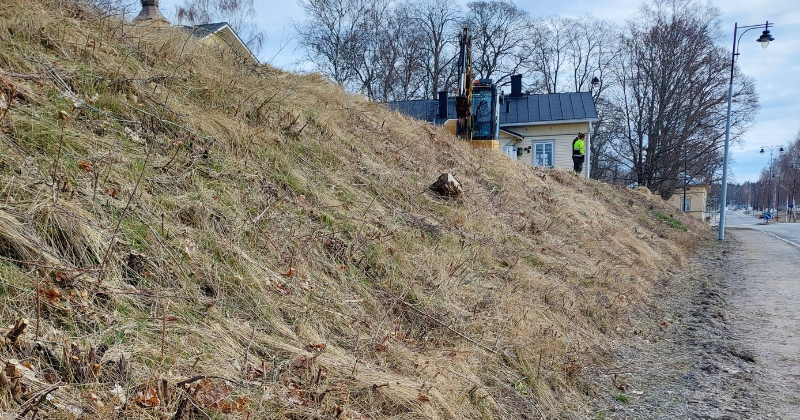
left=0, top=1, right=709, bottom=418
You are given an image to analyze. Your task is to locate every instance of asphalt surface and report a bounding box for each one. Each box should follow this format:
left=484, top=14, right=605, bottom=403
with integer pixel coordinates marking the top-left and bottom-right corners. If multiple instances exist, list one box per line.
left=721, top=209, right=800, bottom=248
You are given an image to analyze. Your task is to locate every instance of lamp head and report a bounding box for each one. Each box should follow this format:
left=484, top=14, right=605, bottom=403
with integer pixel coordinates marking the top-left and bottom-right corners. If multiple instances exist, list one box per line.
left=591, top=76, right=600, bottom=86
left=757, top=29, right=774, bottom=49
left=760, top=148, right=765, bottom=154
left=779, top=146, right=785, bottom=153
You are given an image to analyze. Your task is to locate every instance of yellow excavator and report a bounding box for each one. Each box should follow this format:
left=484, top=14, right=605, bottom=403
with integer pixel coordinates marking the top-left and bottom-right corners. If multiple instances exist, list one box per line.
left=444, top=27, right=500, bottom=150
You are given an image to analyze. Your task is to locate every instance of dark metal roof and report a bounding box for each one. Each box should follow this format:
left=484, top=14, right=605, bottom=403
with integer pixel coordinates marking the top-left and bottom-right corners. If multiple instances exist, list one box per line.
left=386, top=99, right=440, bottom=122
left=501, top=92, right=597, bottom=125
left=190, top=22, right=230, bottom=35
left=388, top=92, right=598, bottom=126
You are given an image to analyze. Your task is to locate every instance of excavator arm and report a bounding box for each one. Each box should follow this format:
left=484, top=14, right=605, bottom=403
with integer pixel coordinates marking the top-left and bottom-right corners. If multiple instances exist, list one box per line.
left=445, top=27, right=499, bottom=149
left=454, top=27, right=473, bottom=140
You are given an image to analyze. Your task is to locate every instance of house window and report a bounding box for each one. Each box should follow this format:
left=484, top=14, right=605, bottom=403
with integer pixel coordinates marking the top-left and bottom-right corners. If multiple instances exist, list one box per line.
left=533, top=141, right=554, bottom=168
left=682, top=197, right=691, bottom=212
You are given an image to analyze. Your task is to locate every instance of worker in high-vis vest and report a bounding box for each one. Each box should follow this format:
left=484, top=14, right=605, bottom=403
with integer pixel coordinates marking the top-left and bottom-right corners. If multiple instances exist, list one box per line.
left=572, top=133, right=585, bottom=173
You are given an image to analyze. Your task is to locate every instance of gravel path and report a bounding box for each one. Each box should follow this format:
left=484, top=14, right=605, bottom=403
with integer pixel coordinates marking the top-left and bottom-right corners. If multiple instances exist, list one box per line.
left=589, top=229, right=800, bottom=419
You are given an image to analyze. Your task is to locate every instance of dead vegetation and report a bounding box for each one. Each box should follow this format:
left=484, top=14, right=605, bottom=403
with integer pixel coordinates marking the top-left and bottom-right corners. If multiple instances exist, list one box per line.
left=0, top=0, right=710, bottom=418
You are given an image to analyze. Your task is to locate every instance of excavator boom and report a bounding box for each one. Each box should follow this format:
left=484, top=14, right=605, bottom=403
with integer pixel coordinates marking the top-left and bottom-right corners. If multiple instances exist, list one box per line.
left=454, top=27, right=473, bottom=140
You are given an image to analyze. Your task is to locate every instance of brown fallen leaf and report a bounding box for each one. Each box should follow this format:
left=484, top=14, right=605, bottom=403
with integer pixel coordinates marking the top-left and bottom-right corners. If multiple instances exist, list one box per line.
left=54, top=271, right=72, bottom=285
left=306, top=342, right=326, bottom=352
left=206, top=396, right=251, bottom=413
left=375, top=336, right=390, bottom=352
left=135, top=385, right=159, bottom=407
left=40, top=287, right=62, bottom=304
left=272, top=280, right=291, bottom=295
left=285, top=382, right=310, bottom=406
left=88, top=392, right=104, bottom=409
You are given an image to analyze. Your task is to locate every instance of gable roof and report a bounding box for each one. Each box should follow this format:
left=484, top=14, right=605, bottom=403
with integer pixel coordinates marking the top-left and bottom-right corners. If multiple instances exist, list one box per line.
left=191, top=22, right=229, bottom=35
left=388, top=92, right=598, bottom=126
left=181, top=22, right=259, bottom=64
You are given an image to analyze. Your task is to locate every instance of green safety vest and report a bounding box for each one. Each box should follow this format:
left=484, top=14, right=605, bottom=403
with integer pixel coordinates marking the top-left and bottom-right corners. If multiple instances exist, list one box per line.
left=573, top=138, right=585, bottom=156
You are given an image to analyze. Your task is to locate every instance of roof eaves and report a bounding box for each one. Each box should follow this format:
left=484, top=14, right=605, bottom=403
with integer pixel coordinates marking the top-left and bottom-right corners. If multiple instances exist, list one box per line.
left=499, top=128, right=525, bottom=139
left=216, top=25, right=259, bottom=64
left=184, top=23, right=259, bottom=64
left=500, top=118, right=597, bottom=128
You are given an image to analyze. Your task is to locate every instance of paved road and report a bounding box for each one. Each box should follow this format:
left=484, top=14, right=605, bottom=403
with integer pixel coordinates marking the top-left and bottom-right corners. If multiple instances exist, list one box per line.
left=722, top=209, right=800, bottom=248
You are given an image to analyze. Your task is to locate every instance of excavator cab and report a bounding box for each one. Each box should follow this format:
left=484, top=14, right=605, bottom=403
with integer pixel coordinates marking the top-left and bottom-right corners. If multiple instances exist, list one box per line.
left=446, top=27, right=500, bottom=149
left=471, top=80, right=499, bottom=141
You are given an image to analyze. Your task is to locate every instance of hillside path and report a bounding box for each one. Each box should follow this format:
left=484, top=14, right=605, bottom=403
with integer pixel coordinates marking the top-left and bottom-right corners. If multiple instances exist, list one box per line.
left=590, top=228, right=800, bottom=419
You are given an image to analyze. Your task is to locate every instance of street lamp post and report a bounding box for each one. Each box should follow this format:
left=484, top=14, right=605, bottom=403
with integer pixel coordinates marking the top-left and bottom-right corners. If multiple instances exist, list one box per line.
left=683, top=145, right=688, bottom=212
left=791, top=161, right=798, bottom=222
left=777, top=175, right=781, bottom=220
left=718, top=21, right=775, bottom=240
left=760, top=145, right=783, bottom=224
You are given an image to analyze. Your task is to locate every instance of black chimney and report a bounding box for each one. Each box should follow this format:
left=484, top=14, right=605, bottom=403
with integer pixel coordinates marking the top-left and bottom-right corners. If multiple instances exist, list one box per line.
left=135, top=0, right=169, bottom=23
left=510, top=74, right=522, bottom=96
left=438, top=91, right=448, bottom=119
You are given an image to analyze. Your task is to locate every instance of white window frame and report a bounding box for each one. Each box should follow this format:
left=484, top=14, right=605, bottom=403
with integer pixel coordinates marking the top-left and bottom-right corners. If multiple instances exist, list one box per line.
left=532, top=141, right=555, bottom=168
left=682, top=196, right=691, bottom=212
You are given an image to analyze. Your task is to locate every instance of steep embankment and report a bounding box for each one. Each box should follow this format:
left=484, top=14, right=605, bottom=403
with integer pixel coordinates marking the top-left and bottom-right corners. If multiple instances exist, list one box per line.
left=0, top=1, right=708, bottom=418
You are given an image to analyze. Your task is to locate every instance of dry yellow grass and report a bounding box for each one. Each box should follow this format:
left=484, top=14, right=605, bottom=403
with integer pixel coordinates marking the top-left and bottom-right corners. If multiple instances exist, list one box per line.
left=0, top=0, right=710, bottom=418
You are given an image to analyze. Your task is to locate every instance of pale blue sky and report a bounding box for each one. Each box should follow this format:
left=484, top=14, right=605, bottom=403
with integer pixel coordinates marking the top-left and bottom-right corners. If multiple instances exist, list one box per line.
left=153, top=0, right=800, bottom=183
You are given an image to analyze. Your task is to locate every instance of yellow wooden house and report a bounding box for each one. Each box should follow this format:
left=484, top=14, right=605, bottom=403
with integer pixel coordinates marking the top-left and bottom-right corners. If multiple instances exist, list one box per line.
left=666, top=185, right=710, bottom=221
left=188, top=22, right=259, bottom=65
left=388, top=76, right=598, bottom=178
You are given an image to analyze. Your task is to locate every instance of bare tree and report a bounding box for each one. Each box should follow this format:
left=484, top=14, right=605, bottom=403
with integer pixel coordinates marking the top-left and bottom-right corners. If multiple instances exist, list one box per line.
left=566, top=15, right=620, bottom=94
left=463, top=0, right=530, bottom=84
left=524, top=15, right=571, bottom=93
left=768, top=131, right=800, bottom=218
left=374, top=7, right=428, bottom=101
left=174, top=0, right=266, bottom=54
left=407, top=0, right=461, bottom=99
left=522, top=14, right=622, bottom=180
left=589, top=96, right=626, bottom=181
left=349, top=0, right=392, bottom=98
left=294, top=0, right=373, bottom=87
left=607, top=0, right=758, bottom=198
left=524, top=15, right=619, bottom=93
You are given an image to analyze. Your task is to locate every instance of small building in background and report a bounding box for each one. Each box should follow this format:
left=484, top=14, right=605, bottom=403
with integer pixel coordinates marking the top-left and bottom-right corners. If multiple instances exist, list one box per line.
left=388, top=75, right=598, bottom=177
left=667, top=185, right=710, bottom=221
left=187, top=23, right=259, bottom=65
left=133, top=0, right=257, bottom=65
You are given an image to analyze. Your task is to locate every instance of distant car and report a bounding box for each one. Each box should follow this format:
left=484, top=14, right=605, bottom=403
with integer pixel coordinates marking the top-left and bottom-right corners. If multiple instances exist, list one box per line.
left=758, top=213, right=764, bottom=219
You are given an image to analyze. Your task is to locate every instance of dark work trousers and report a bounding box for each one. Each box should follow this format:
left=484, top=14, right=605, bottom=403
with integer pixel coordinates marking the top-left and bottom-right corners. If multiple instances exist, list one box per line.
left=572, top=155, right=585, bottom=173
